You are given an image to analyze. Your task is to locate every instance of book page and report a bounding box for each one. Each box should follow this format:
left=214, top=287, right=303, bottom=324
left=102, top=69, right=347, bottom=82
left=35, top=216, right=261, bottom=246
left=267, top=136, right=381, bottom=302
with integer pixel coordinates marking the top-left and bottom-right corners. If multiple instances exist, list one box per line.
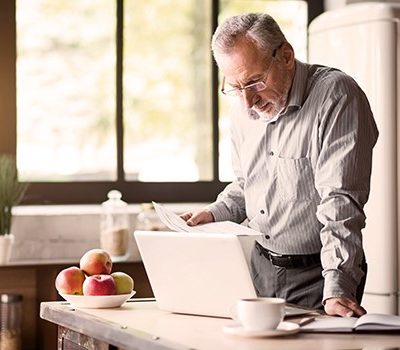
left=301, top=316, right=357, bottom=333
left=355, top=313, right=400, bottom=331
left=152, top=202, right=262, bottom=236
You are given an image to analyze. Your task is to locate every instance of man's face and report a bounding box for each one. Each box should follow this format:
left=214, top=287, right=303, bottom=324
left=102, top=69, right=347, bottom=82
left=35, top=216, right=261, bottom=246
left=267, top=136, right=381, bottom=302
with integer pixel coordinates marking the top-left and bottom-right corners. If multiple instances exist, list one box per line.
left=215, top=38, right=293, bottom=120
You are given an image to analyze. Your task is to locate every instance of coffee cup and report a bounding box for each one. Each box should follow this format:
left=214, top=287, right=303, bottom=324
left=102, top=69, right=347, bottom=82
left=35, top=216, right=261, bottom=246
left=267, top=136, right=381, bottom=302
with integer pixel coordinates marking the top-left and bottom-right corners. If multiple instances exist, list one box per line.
left=233, top=297, right=285, bottom=331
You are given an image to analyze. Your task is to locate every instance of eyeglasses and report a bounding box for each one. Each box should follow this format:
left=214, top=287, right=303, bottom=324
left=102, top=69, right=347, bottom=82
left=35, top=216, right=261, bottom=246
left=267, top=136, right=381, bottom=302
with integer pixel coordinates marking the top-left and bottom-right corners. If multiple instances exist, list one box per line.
left=221, top=42, right=283, bottom=97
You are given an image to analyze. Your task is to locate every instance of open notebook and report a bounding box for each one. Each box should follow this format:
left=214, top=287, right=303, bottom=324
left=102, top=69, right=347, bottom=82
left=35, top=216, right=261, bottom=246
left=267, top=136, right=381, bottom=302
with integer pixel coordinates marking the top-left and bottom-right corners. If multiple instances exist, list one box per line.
left=301, top=313, right=400, bottom=333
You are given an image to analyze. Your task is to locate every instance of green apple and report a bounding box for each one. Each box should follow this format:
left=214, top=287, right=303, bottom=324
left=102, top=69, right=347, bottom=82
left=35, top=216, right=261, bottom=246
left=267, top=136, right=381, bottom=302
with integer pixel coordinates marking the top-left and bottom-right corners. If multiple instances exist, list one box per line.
left=111, top=272, right=134, bottom=294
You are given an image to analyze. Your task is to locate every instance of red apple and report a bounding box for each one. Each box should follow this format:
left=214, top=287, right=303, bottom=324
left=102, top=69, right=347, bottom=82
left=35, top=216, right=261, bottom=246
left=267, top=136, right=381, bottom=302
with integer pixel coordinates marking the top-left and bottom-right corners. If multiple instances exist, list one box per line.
left=79, top=249, right=112, bottom=276
left=55, top=266, right=85, bottom=295
left=111, top=272, right=134, bottom=294
left=82, top=274, right=116, bottom=296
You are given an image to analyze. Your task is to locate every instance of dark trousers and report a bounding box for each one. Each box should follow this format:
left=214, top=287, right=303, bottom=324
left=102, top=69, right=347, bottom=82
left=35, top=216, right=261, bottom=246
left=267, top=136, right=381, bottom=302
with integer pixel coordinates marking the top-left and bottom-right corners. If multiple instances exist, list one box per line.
left=250, top=243, right=367, bottom=309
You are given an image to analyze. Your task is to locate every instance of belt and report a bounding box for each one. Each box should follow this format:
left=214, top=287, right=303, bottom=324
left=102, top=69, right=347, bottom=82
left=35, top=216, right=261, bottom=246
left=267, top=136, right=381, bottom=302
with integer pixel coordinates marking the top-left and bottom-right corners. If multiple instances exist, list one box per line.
left=255, top=241, right=320, bottom=269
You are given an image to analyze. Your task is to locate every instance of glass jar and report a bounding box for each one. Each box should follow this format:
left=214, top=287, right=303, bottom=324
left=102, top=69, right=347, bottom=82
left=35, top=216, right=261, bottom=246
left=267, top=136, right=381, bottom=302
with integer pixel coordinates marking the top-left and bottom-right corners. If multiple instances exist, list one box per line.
left=0, top=294, right=22, bottom=350
left=135, top=203, right=168, bottom=231
left=100, top=190, right=130, bottom=261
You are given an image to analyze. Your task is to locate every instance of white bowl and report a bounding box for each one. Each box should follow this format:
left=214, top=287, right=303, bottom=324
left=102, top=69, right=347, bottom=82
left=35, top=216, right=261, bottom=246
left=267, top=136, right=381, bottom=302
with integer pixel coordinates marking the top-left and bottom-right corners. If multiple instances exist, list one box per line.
left=59, top=291, right=136, bottom=309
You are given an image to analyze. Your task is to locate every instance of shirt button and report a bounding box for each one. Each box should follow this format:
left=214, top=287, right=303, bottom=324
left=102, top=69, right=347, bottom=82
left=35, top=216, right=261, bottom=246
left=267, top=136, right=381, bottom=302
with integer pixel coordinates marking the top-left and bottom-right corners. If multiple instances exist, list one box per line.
left=260, top=209, right=265, bottom=214
left=269, top=151, right=274, bottom=156
left=265, top=235, right=270, bottom=239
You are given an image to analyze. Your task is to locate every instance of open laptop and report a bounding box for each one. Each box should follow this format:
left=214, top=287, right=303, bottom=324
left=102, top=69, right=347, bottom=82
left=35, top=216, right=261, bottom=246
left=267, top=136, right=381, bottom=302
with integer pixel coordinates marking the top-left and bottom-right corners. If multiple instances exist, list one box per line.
left=134, top=230, right=315, bottom=318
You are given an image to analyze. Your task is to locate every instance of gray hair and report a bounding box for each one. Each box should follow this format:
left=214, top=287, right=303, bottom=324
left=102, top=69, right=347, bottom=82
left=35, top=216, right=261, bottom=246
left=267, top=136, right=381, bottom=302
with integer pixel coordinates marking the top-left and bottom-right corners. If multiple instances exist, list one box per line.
left=211, top=13, right=286, bottom=57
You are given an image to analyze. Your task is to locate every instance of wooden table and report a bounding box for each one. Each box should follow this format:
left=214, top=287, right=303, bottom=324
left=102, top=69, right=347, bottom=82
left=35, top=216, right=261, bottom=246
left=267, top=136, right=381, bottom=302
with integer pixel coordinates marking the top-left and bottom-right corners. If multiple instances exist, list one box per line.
left=40, top=299, right=400, bottom=350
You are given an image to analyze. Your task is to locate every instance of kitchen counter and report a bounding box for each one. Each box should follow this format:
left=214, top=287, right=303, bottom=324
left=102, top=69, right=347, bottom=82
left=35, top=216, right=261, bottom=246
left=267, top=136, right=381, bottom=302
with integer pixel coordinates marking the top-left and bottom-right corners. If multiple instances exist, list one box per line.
left=41, top=300, right=400, bottom=350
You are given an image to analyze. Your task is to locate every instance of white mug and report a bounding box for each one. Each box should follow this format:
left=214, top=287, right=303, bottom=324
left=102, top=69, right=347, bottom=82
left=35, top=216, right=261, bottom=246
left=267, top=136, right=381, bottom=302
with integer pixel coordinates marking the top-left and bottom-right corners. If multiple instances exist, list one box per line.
left=234, top=297, right=285, bottom=331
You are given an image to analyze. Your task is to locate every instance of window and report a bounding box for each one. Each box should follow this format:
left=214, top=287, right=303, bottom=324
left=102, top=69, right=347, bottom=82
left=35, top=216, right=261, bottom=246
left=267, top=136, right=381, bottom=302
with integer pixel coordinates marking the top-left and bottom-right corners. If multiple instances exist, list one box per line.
left=123, top=1, right=213, bottom=182
left=16, top=1, right=117, bottom=182
left=0, top=0, right=322, bottom=204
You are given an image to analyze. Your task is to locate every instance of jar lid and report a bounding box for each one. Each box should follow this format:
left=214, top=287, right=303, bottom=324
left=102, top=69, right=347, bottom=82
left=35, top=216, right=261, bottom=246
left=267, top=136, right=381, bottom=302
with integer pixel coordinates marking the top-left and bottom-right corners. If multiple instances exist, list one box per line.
left=101, top=190, right=127, bottom=207
left=1, top=294, right=23, bottom=303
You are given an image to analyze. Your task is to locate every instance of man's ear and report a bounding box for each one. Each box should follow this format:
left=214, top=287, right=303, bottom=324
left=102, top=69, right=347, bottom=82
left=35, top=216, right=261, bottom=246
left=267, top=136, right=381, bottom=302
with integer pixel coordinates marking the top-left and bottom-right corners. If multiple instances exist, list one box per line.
left=279, top=42, right=295, bottom=69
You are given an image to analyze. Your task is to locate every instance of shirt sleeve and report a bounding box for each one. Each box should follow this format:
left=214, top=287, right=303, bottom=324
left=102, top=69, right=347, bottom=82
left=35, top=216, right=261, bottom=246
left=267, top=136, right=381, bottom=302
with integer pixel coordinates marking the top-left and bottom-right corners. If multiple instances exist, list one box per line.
left=207, top=115, right=247, bottom=224
left=315, top=76, right=378, bottom=302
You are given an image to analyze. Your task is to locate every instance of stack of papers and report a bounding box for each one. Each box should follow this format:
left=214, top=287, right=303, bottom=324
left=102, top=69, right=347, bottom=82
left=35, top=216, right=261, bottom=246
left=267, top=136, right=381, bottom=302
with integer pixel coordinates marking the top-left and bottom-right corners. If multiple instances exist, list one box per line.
left=152, top=202, right=261, bottom=236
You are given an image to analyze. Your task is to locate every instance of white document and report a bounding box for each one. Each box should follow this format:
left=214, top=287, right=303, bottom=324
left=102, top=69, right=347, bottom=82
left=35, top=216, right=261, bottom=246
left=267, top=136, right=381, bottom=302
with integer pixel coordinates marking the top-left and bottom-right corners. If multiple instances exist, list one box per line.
left=152, top=201, right=261, bottom=236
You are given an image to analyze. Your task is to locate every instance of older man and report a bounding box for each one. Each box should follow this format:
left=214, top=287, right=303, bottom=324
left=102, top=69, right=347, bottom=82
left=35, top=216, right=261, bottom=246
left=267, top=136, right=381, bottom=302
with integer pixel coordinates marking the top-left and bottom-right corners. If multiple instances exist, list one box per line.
left=181, top=13, right=378, bottom=317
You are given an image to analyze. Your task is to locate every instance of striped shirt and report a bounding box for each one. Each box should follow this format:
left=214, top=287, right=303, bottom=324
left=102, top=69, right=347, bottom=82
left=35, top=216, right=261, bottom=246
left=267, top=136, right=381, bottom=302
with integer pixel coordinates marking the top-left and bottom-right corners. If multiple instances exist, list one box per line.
left=208, top=60, right=378, bottom=302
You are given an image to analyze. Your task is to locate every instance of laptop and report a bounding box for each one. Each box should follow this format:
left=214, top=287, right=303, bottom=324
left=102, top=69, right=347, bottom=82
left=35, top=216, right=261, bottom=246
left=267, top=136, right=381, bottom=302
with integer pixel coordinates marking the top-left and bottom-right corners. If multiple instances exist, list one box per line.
left=134, top=230, right=315, bottom=318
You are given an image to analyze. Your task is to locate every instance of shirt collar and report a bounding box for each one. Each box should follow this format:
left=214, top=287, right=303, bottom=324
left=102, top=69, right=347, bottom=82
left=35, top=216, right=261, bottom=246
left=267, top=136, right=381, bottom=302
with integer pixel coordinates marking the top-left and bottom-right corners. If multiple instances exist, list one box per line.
left=260, top=112, right=281, bottom=124
left=285, top=59, right=308, bottom=110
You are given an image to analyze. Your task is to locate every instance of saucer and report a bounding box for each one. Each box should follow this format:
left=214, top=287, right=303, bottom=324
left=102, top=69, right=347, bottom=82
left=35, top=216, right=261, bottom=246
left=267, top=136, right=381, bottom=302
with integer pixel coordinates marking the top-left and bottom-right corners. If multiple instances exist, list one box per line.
left=223, top=321, right=300, bottom=338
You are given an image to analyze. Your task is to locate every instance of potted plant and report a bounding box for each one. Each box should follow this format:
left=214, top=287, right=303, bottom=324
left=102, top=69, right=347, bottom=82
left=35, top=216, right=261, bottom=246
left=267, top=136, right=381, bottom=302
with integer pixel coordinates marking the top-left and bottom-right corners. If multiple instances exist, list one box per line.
left=0, top=154, right=28, bottom=264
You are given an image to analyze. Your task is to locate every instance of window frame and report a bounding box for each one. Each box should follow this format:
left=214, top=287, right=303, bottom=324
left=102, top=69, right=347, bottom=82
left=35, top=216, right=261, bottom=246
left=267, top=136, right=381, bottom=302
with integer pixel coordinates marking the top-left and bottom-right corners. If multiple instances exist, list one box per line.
left=0, top=0, right=323, bottom=204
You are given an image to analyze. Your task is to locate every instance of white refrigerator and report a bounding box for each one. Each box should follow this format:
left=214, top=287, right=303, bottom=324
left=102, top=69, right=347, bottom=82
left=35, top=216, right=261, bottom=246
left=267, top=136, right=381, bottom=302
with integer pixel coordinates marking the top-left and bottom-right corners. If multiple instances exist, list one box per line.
left=308, top=2, right=400, bottom=314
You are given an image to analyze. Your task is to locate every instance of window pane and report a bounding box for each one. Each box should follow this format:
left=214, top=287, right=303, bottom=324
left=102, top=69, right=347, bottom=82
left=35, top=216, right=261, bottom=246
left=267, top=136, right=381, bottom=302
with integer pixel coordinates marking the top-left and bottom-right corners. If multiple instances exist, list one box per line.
left=123, top=1, right=213, bottom=182
left=218, top=1, right=308, bottom=181
left=16, top=0, right=116, bottom=181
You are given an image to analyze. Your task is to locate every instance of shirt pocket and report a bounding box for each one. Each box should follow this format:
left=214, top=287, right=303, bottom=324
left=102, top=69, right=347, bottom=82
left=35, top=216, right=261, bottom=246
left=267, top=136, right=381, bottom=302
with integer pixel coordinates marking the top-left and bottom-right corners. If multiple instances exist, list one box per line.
left=276, top=156, right=316, bottom=201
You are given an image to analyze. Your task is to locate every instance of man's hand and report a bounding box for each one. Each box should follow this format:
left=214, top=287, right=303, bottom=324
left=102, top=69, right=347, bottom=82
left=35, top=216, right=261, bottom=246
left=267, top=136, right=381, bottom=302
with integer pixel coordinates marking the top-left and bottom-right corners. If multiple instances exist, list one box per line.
left=324, top=297, right=366, bottom=317
left=180, top=210, right=215, bottom=226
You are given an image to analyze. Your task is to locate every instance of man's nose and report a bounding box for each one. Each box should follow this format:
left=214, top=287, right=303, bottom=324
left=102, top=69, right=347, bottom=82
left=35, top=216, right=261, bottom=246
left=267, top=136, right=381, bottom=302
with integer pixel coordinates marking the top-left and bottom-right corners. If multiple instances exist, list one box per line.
left=242, top=89, right=256, bottom=109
